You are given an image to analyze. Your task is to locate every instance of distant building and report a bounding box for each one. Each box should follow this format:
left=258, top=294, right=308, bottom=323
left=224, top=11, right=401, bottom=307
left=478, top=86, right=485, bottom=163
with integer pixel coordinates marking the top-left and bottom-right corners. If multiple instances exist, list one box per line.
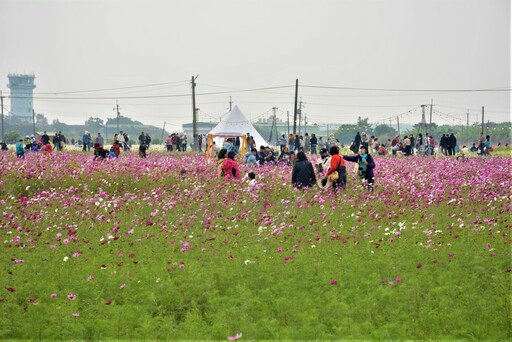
left=7, top=74, right=36, bottom=119
left=182, top=122, right=218, bottom=138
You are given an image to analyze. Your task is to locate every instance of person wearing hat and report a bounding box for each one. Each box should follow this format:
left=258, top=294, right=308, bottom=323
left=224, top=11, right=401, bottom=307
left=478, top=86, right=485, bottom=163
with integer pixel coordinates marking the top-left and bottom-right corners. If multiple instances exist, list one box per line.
left=221, top=151, right=240, bottom=180
left=316, top=148, right=332, bottom=188
left=24, top=135, right=32, bottom=151
left=316, top=148, right=331, bottom=174
left=83, top=131, right=90, bottom=152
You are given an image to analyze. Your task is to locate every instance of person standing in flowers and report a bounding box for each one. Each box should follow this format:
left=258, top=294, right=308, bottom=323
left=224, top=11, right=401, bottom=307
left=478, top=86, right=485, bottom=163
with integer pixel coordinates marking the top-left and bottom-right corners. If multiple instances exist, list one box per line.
left=316, top=148, right=331, bottom=188
left=291, top=151, right=316, bottom=189
left=323, top=145, right=346, bottom=191
left=222, top=151, right=241, bottom=180
left=16, top=139, right=25, bottom=158
left=217, top=148, right=228, bottom=178
left=343, top=145, right=375, bottom=191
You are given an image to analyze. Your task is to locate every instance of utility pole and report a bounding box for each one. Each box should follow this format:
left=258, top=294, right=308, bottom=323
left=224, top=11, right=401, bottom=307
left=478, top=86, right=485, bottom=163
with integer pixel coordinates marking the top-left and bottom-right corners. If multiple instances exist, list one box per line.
left=293, top=79, right=298, bottom=135
left=467, top=110, right=469, bottom=143
left=429, top=99, right=433, bottom=134
left=229, top=96, right=232, bottom=111
left=32, top=109, right=36, bottom=136
left=421, top=104, right=427, bottom=137
left=397, top=116, right=400, bottom=136
left=304, top=111, right=307, bottom=134
left=0, top=91, right=4, bottom=142
left=481, top=106, right=485, bottom=133
left=298, top=98, right=303, bottom=135
left=287, top=110, right=290, bottom=137
left=269, top=107, right=278, bottom=145
left=192, top=75, right=199, bottom=151
left=161, top=121, right=166, bottom=143
left=115, top=101, right=120, bottom=134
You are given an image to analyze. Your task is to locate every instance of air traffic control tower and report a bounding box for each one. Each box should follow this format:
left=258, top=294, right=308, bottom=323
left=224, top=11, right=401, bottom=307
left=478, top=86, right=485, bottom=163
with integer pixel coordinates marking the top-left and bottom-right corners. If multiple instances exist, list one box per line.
left=7, top=74, right=36, bottom=119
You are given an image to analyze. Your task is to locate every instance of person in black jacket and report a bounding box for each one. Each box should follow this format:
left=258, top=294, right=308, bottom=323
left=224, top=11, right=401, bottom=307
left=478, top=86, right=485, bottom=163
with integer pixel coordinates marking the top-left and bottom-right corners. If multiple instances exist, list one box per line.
left=447, top=133, right=457, bottom=156
left=291, top=151, right=316, bottom=189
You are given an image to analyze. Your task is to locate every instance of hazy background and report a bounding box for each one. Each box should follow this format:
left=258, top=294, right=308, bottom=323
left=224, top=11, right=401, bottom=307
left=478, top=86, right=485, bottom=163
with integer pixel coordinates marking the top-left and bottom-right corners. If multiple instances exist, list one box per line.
left=0, top=0, right=510, bottom=131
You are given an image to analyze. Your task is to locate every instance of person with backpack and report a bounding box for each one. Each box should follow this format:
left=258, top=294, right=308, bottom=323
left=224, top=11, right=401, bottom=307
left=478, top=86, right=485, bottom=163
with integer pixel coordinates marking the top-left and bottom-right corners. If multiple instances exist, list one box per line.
left=324, top=145, right=346, bottom=191
left=343, top=145, right=376, bottom=191
left=144, top=133, right=152, bottom=149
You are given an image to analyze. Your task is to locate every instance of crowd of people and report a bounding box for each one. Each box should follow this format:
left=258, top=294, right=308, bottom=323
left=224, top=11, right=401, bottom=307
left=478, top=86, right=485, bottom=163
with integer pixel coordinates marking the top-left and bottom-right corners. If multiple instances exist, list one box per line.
left=215, top=134, right=376, bottom=192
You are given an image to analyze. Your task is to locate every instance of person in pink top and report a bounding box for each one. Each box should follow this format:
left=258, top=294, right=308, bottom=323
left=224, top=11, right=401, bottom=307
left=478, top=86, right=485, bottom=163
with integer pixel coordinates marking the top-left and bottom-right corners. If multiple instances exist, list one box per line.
left=222, top=151, right=240, bottom=180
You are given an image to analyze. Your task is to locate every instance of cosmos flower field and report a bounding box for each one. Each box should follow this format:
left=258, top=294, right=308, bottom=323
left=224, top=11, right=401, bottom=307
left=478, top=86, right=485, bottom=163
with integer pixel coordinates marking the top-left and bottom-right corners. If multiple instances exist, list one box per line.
left=0, top=151, right=510, bottom=340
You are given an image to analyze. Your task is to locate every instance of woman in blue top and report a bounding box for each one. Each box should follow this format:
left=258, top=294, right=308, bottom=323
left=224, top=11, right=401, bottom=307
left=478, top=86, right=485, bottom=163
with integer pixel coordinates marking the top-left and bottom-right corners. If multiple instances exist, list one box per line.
left=343, top=145, right=376, bottom=191
left=15, top=139, right=24, bottom=158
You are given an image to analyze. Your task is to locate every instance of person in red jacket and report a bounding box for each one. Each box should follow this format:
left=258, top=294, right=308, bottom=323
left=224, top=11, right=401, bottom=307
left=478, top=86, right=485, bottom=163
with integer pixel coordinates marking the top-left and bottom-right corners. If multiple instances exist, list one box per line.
left=222, top=151, right=240, bottom=180
left=111, top=141, right=121, bottom=157
left=325, top=145, right=346, bottom=191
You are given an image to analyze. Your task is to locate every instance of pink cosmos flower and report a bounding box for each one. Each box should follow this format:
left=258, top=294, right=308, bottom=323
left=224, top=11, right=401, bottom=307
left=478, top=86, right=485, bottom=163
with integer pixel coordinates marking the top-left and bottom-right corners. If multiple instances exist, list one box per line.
left=62, top=238, right=70, bottom=244
left=276, top=246, right=283, bottom=253
left=395, top=277, right=402, bottom=283
left=179, top=262, right=185, bottom=269
left=416, top=263, right=422, bottom=269
left=67, top=294, right=76, bottom=300
left=201, top=248, right=206, bottom=252
left=120, top=284, right=126, bottom=289
left=30, top=297, right=38, bottom=302
left=330, top=279, right=337, bottom=285
left=227, top=332, right=242, bottom=340
left=72, top=313, right=80, bottom=317
left=50, top=293, right=57, bottom=298
left=87, top=274, right=95, bottom=282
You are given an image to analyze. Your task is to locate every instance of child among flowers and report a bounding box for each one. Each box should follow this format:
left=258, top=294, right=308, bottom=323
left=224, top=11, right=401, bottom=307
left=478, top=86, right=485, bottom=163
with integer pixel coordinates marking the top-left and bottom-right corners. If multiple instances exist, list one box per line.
left=343, top=145, right=376, bottom=191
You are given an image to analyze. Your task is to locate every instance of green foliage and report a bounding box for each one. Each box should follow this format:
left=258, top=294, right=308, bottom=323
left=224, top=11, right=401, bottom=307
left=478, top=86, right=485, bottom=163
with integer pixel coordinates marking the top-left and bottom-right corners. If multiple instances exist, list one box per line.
left=3, top=130, right=21, bottom=143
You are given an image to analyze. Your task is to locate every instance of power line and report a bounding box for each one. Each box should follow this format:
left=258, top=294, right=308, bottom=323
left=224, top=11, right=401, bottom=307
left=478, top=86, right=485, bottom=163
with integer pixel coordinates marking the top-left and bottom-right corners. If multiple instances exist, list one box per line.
left=34, top=80, right=190, bottom=95
left=301, top=84, right=511, bottom=93
left=8, top=85, right=295, bottom=100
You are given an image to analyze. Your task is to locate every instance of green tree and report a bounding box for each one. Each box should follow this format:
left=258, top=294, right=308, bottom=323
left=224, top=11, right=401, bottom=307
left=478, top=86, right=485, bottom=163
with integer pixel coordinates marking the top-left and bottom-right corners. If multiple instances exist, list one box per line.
left=373, top=124, right=398, bottom=143
left=4, top=131, right=21, bottom=144
left=334, top=124, right=358, bottom=144
left=356, top=116, right=372, bottom=133
left=85, top=117, right=104, bottom=126
left=36, top=113, right=49, bottom=125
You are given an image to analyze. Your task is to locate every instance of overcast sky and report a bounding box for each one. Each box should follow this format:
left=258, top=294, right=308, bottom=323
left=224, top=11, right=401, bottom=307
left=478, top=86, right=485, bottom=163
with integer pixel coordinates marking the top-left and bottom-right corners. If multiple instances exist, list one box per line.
left=0, top=0, right=510, bottom=130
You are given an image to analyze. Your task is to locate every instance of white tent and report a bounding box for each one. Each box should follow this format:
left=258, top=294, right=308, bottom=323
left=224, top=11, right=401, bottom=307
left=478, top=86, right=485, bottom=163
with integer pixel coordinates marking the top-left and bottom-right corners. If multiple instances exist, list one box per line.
left=208, top=105, right=267, bottom=148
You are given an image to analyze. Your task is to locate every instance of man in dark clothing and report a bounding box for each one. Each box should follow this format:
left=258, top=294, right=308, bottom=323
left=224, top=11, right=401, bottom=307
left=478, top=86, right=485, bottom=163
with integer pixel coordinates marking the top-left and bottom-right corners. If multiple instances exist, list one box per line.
left=354, top=132, right=361, bottom=150
left=291, top=151, right=316, bottom=189
left=41, top=131, right=50, bottom=145
left=447, top=133, right=457, bottom=156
